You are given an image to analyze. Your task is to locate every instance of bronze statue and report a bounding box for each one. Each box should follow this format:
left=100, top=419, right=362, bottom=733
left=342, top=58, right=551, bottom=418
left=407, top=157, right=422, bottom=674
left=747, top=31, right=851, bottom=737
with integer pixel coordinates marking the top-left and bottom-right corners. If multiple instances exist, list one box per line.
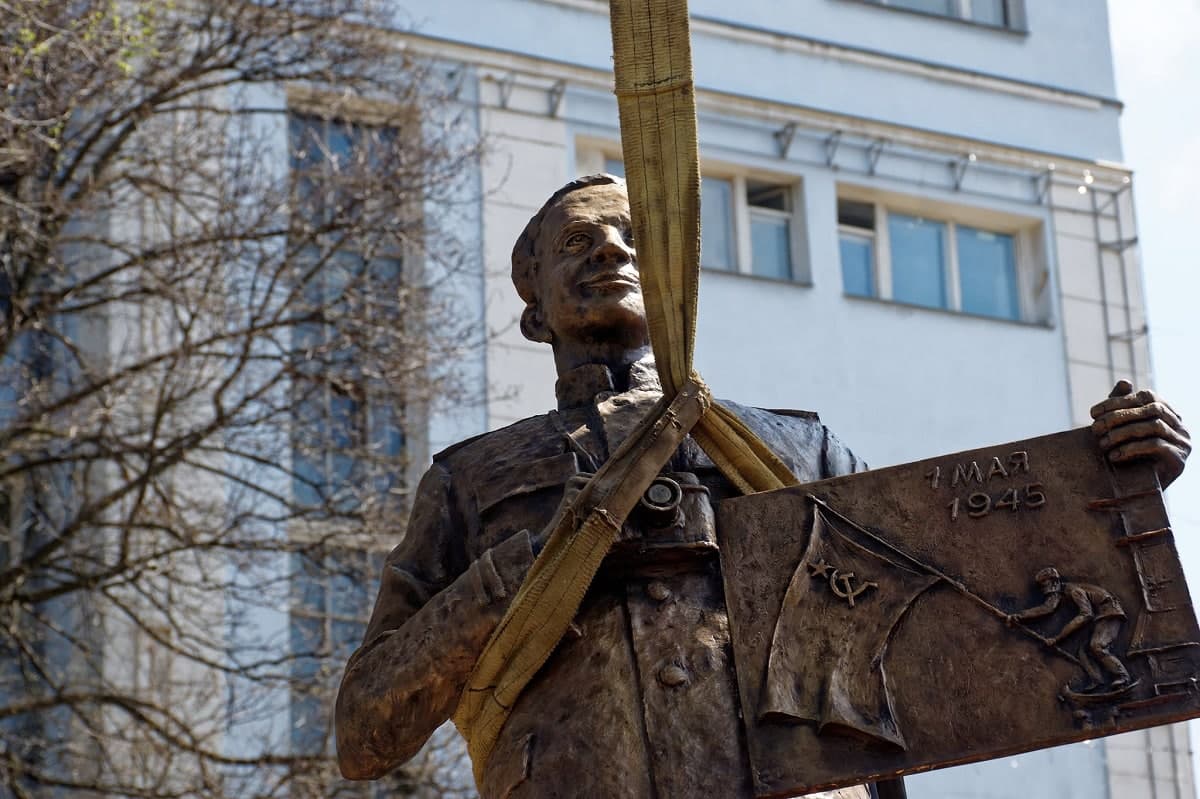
left=334, top=174, right=1190, bottom=798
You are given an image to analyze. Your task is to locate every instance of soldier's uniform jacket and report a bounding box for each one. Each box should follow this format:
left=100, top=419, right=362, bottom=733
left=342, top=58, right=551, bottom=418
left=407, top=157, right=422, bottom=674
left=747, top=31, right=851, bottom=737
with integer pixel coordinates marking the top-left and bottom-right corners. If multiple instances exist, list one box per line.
left=1062, top=583, right=1126, bottom=620
left=345, top=358, right=867, bottom=799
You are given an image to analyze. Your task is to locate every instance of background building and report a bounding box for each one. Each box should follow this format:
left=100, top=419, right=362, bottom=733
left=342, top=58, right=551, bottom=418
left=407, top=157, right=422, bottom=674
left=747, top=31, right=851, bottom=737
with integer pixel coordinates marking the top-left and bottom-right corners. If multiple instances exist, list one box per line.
left=381, top=0, right=1193, bottom=797
left=2, top=1, right=1191, bottom=797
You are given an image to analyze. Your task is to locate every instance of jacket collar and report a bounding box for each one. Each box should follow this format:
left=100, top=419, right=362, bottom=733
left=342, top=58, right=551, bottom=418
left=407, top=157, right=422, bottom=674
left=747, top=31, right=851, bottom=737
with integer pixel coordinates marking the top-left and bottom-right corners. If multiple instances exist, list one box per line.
left=554, top=354, right=662, bottom=410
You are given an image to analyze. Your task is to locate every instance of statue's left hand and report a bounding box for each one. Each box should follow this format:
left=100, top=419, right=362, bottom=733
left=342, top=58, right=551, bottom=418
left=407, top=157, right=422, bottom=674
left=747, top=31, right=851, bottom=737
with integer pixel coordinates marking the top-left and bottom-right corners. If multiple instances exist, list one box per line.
left=1091, top=380, right=1190, bottom=488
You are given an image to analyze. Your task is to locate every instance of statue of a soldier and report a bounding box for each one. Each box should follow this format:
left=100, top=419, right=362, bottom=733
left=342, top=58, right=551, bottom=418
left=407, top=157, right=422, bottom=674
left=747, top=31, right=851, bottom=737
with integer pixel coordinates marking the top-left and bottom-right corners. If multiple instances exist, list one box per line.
left=335, top=174, right=1190, bottom=798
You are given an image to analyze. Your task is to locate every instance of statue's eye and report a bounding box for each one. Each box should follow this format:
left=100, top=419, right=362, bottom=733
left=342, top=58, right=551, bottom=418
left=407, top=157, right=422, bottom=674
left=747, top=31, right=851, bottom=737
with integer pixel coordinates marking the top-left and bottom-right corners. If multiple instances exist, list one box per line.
left=623, top=227, right=635, bottom=245
left=564, top=232, right=590, bottom=253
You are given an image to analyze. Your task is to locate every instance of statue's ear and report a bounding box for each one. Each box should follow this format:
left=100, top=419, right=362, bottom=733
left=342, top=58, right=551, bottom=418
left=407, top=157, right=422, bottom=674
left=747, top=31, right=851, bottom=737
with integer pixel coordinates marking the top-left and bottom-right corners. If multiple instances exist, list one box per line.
left=520, top=303, right=552, bottom=344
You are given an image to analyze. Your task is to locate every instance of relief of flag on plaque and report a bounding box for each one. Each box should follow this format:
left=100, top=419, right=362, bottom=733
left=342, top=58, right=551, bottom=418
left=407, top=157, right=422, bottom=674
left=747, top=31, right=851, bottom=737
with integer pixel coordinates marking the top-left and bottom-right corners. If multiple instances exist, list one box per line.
left=717, top=427, right=1200, bottom=798
left=759, top=501, right=940, bottom=751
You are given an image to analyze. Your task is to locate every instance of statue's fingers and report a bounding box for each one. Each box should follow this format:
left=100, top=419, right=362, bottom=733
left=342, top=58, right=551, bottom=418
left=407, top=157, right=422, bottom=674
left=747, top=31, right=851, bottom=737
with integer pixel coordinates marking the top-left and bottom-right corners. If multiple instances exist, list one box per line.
left=1093, top=401, right=1187, bottom=437
left=1091, top=393, right=1145, bottom=419
left=1098, top=418, right=1190, bottom=451
left=1094, top=379, right=1176, bottom=417
left=1133, top=388, right=1183, bottom=422
left=1107, top=438, right=1189, bottom=466
left=1088, top=379, right=1135, bottom=417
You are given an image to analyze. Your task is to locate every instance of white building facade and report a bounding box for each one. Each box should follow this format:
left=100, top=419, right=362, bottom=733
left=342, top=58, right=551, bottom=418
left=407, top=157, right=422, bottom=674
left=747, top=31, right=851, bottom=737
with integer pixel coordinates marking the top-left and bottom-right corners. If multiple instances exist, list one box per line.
left=365, top=1, right=1192, bottom=797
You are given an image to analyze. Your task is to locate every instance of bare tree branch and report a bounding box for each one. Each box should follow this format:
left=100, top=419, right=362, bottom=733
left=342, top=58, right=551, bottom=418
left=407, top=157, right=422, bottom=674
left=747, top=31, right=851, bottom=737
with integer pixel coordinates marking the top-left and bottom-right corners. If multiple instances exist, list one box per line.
left=1, top=1, right=481, bottom=795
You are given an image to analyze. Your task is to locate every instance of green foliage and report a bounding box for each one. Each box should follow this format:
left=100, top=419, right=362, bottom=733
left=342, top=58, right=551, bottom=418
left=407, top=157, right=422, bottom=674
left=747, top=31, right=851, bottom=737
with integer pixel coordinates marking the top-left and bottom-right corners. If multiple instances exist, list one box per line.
left=5, top=1, right=167, bottom=74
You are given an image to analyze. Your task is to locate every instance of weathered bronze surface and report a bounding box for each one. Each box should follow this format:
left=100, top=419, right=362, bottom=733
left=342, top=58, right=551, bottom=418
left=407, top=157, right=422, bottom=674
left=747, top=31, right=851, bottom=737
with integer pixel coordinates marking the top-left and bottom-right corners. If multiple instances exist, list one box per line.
left=335, top=177, right=871, bottom=798
left=336, top=358, right=869, bottom=798
left=719, top=427, right=1199, bottom=797
left=335, top=175, right=1190, bottom=798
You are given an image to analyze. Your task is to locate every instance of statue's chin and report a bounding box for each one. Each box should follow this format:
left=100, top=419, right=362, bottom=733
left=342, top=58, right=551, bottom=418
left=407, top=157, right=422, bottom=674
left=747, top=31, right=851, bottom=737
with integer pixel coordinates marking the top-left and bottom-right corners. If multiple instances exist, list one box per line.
left=584, top=325, right=650, bottom=353
left=544, top=290, right=649, bottom=355
left=558, top=314, right=649, bottom=352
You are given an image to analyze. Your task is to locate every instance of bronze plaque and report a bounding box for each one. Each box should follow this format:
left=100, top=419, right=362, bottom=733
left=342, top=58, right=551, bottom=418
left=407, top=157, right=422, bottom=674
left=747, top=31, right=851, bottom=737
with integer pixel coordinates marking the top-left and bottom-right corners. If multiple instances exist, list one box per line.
left=718, top=428, right=1200, bottom=797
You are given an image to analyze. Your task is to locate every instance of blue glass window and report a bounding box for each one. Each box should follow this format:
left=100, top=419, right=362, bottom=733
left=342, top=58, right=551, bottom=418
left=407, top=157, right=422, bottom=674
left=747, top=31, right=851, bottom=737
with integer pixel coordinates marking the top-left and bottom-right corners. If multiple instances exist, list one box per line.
left=968, top=0, right=1007, bottom=25
left=890, top=0, right=955, bottom=14
left=838, top=194, right=1026, bottom=319
left=701, top=177, right=736, bottom=271
left=751, top=217, right=791, bottom=280
left=747, top=182, right=793, bottom=280
left=888, top=214, right=948, bottom=309
left=840, top=235, right=876, bottom=298
left=838, top=199, right=876, bottom=298
left=957, top=225, right=1019, bottom=320
left=869, top=0, right=1015, bottom=28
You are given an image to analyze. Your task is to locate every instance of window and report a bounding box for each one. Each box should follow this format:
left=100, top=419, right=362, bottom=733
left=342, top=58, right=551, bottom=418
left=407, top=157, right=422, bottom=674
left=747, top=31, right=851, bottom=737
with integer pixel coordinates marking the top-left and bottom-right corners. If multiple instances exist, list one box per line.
left=600, top=155, right=803, bottom=281
left=889, top=213, right=948, bottom=308
left=747, top=182, right=794, bottom=280
left=838, top=195, right=1035, bottom=322
left=855, top=0, right=1025, bottom=29
left=288, top=114, right=406, bottom=513
left=701, top=177, right=737, bottom=272
left=291, top=250, right=405, bottom=511
left=957, top=224, right=1019, bottom=319
left=838, top=200, right=877, bottom=298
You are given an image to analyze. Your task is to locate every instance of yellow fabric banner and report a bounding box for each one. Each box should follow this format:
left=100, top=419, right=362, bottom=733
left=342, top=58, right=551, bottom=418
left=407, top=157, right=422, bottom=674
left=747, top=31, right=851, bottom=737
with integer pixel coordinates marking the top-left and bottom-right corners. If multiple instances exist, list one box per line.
left=609, top=0, right=797, bottom=494
left=454, top=380, right=713, bottom=780
left=454, top=0, right=798, bottom=779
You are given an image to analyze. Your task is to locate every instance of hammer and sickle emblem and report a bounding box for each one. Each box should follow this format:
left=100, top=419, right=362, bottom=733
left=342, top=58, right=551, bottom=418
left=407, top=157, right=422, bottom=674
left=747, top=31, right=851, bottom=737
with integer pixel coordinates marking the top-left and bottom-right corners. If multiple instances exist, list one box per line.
left=829, top=571, right=878, bottom=608
left=807, top=558, right=879, bottom=608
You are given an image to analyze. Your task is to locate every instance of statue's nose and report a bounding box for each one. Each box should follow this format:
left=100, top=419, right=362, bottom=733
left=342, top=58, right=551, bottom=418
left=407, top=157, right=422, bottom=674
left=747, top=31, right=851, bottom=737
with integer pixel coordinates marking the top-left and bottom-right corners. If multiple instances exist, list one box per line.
left=591, top=229, right=634, bottom=265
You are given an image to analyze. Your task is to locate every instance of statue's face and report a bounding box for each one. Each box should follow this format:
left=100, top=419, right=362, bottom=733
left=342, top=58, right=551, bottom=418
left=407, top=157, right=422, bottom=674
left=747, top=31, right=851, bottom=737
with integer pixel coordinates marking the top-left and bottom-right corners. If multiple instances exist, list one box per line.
left=529, top=183, right=648, bottom=350
left=1039, top=576, right=1061, bottom=594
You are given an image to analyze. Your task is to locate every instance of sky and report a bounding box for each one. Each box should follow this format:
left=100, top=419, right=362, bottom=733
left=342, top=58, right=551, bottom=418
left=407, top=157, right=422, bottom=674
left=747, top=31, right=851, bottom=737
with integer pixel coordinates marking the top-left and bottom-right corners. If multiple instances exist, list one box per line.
left=1107, top=0, right=1200, bottom=779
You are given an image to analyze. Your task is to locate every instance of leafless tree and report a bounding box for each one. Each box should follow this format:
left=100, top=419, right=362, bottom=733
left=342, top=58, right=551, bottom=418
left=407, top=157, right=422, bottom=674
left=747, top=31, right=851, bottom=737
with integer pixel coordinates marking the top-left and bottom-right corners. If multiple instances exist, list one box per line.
left=1, top=1, right=479, bottom=795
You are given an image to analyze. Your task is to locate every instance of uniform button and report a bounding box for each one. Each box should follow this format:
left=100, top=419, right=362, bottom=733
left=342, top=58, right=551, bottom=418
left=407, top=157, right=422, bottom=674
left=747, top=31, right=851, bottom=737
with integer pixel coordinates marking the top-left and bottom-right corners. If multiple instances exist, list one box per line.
left=646, top=581, right=671, bottom=601
left=658, top=664, right=689, bottom=687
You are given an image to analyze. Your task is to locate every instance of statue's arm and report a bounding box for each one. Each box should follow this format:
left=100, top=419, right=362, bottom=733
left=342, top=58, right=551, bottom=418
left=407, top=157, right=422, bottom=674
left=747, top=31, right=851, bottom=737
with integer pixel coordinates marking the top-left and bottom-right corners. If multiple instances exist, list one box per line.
left=1047, top=588, right=1093, bottom=645
left=1012, top=592, right=1062, bottom=623
left=335, top=462, right=535, bottom=780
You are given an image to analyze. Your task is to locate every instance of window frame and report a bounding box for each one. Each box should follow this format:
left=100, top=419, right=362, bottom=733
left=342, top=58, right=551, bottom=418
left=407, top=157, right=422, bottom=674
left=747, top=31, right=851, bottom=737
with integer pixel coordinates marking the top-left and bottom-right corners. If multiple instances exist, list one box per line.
left=837, top=187, right=1044, bottom=323
left=837, top=221, right=881, bottom=299
left=844, top=0, right=1028, bottom=33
